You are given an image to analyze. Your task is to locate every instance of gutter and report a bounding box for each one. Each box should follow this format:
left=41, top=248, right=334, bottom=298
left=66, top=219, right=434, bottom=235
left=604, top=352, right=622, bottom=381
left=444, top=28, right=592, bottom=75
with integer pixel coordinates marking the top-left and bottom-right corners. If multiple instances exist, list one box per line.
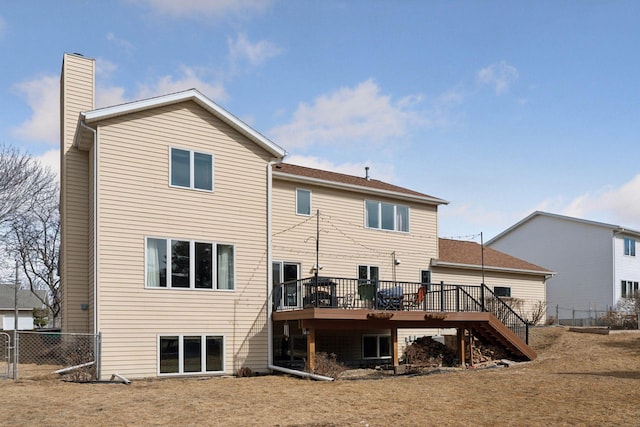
left=266, top=160, right=331, bottom=381
left=431, top=260, right=555, bottom=278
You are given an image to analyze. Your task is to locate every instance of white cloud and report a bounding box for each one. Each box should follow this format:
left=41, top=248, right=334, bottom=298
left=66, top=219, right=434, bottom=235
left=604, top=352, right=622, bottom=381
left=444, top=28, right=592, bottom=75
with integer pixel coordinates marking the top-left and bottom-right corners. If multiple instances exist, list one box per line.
left=560, top=175, right=640, bottom=228
left=228, top=33, right=282, bottom=67
left=12, top=75, right=59, bottom=144
left=106, top=33, right=135, bottom=53
left=139, top=0, right=271, bottom=19
left=12, top=62, right=228, bottom=144
left=36, top=149, right=60, bottom=183
left=95, top=57, right=118, bottom=78
left=284, top=154, right=396, bottom=183
left=135, top=65, right=228, bottom=102
left=269, top=79, right=424, bottom=149
left=477, top=61, right=519, bottom=95
left=96, top=85, right=128, bottom=108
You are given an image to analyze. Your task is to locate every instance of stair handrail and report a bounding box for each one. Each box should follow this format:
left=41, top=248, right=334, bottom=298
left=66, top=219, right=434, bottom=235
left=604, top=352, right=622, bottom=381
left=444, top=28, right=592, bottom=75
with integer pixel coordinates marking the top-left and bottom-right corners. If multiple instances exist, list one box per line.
left=480, top=284, right=530, bottom=343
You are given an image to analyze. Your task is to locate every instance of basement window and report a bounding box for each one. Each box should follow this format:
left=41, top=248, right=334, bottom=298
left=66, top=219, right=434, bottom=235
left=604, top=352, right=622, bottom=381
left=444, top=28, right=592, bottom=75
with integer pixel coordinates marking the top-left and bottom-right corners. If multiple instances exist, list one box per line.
left=363, top=334, right=391, bottom=359
left=159, top=335, right=224, bottom=375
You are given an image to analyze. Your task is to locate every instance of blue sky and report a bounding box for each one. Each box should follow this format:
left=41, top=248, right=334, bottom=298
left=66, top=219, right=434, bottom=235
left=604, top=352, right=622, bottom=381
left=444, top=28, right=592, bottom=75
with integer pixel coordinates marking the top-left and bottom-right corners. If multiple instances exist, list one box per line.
left=1, top=0, right=640, bottom=240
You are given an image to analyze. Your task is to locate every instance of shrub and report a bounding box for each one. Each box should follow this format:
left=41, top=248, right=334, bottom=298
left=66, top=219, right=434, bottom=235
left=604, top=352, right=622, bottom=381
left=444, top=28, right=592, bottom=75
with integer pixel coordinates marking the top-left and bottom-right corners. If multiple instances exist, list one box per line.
left=236, top=367, right=254, bottom=377
left=312, top=352, right=346, bottom=378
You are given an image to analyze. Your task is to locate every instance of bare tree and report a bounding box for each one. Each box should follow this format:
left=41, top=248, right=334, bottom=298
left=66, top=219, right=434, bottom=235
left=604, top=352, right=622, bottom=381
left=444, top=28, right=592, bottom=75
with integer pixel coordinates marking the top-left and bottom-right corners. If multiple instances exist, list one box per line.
left=7, top=182, right=60, bottom=327
left=0, top=144, right=60, bottom=326
left=0, top=144, right=53, bottom=227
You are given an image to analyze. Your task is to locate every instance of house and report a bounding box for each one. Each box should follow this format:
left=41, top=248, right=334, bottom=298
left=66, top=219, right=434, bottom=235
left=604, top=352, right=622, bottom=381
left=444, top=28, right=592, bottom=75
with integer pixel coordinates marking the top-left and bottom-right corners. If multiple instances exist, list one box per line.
left=60, top=53, right=286, bottom=379
left=60, top=53, right=549, bottom=379
left=487, top=211, right=640, bottom=323
left=0, top=287, right=46, bottom=330
left=271, top=164, right=551, bottom=369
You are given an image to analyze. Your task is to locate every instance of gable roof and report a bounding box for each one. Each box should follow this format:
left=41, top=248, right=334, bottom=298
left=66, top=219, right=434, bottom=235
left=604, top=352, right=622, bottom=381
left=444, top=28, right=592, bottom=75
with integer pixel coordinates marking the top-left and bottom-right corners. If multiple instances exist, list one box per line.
left=433, top=238, right=553, bottom=276
left=273, top=163, right=448, bottom=206
left=487, top=211, right=640, bottom=245
left=80, top=89, right=287, bottom=158
left=0, top=287, right=46, bottom=311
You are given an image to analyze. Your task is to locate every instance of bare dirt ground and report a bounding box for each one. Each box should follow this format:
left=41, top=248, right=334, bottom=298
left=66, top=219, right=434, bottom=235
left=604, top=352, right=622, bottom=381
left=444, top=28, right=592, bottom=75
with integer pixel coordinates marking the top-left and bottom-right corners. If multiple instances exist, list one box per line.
left=3, top=327, right=640, bottom=426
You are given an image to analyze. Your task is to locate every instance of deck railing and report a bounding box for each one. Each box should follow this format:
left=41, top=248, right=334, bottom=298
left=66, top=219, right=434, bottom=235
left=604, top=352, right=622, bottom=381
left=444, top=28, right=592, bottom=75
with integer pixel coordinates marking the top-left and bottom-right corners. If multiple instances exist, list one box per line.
left=273, top=276, right=530, bottom=343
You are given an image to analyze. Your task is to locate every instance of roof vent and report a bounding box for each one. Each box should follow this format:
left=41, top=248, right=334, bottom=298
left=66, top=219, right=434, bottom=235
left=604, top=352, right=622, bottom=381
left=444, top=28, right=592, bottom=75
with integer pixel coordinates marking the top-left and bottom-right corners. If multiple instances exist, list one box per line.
left=365, top=166, right=370, bottom=181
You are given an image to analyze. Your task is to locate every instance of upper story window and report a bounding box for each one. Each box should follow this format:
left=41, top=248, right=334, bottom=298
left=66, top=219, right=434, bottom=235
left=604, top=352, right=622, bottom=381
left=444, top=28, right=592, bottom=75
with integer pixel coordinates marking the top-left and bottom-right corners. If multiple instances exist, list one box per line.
left=624, top=238, right=636, bottom=256
left=170, top=147, right=213, bottom=191
left=296, top=188, right=311, bottom=216
left=146, top=237, right=234, bottom=290
left=365, top=200, right=409, bottom=232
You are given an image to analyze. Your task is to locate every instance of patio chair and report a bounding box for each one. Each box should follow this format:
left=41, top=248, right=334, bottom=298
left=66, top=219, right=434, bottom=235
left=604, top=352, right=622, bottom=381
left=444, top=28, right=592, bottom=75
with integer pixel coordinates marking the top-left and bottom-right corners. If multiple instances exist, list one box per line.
left=404, top=285, right=427, bottom=310
left=376, top=286, right=403, bottom=310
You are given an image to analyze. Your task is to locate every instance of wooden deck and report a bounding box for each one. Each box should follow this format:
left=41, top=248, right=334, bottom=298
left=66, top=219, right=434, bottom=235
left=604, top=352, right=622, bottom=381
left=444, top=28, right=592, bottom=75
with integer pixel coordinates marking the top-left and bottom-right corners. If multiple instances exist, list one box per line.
left=273, top=308, right=536, bottom=364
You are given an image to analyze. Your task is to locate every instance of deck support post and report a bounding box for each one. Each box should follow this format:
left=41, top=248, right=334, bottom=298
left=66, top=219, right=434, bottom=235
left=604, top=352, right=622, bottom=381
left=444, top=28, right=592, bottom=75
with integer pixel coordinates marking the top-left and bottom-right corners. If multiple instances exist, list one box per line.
left=457, top=327, right=466, bottom=367
left=306, top=327, right=316, bottom=372
left=391, top=327, right=399, bottom=367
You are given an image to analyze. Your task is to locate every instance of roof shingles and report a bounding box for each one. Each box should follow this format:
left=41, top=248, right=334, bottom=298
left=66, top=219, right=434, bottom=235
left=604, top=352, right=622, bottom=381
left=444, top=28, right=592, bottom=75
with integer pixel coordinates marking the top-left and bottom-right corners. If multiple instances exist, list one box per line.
left=437, top=238, right=550, bottom=273
left=273, top=163, right=445, bottom=202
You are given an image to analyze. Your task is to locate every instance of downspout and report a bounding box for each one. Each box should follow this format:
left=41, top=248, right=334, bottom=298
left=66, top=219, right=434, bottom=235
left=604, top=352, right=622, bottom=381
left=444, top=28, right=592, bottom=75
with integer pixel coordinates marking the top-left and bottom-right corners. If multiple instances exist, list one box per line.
left=265, top=159, right=331, bottom=381
left=79, top=120, right=98, bottom=337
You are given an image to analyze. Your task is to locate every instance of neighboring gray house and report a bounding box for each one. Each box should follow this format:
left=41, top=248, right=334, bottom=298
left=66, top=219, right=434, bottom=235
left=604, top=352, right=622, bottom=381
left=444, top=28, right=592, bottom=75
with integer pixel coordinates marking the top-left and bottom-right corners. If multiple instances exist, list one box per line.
left=0, top=286, right=46, bottom=330
left=487, top=211, right=640, bottom=322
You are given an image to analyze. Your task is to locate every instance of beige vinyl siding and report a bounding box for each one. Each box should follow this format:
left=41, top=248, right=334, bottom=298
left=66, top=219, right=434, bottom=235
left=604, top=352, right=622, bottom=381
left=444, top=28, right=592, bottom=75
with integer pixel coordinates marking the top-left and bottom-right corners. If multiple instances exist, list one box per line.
left=94, top=101, right=273, bottom=378
left=432, top=267, right=546, bottom=322
left=272, top=180, right=438, bottom=282
left=60, top=54, right=94, bottom=333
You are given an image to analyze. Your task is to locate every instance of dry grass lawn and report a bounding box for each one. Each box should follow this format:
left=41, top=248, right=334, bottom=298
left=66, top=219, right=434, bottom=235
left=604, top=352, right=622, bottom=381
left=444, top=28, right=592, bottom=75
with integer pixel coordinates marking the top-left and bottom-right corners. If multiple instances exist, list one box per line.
left=3, top=327, right=640, bottom=426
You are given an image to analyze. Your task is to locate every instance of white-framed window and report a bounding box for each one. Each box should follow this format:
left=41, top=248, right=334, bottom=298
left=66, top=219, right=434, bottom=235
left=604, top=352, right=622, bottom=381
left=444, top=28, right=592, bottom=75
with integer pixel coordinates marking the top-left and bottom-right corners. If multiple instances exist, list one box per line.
left=296, top=188, right=311, bottom=216
left=362, top=334, right=391, bottom=359
left=146, top=237, right=234, bottom=290
left=621, top=280, right=639, bottom=298
left=272, top=261, right=300, bottom=308
left=158, top=335, right=224, bottom=375
left=365, top=200, right=409, bottom=232
left=493, top=286, right=511, bottom=297
left=624, top=238, right=636, bottom=257
left=170, top=147, right=214, bottom=191
left=358, top=265, right=379, bottom=282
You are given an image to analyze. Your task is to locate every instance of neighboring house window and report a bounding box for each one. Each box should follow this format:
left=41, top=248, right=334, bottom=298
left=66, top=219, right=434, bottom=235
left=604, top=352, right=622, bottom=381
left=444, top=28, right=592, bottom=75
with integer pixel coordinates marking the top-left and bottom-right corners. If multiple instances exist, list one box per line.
left=624, top=238, right=636, bottom=256
left=493, top=286, right=511, bottom=297
left=296, top=189, right=311, bottom=216
left=159, top=335, right=223, bottom=375
left=170, top=147, right=213, bottom=191
left=365, top=200, right=409, bottom=232
left=363, top=335, right=391, bottom=359
left=146, top=238, right=234, bottom=290
left=621, top=281, right=639, bottom=298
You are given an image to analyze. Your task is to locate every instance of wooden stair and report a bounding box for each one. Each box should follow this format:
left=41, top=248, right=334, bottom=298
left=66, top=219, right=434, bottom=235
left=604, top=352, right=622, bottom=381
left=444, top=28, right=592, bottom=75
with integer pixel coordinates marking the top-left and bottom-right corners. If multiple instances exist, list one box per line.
left=444, top=312, right=536, bottom=361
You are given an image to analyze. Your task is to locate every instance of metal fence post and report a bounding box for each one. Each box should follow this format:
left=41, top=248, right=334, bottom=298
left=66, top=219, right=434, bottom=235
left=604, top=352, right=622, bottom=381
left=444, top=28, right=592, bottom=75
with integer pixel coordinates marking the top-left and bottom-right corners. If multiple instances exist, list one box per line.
left=12, top=330, right=18, bottom=380
left=96, top=332, right=102, bottom=380
left=556, top=304, right=559, bottom=325
left=572, top=308, right=575, bottom=326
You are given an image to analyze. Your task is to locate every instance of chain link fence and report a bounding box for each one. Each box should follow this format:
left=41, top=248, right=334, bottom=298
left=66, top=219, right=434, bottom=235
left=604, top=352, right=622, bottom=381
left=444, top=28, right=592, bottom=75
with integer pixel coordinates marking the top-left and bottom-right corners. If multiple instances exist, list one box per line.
left=550, top=304, right=640, bottom=329
left=1, top=330, right=100, bottom=381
